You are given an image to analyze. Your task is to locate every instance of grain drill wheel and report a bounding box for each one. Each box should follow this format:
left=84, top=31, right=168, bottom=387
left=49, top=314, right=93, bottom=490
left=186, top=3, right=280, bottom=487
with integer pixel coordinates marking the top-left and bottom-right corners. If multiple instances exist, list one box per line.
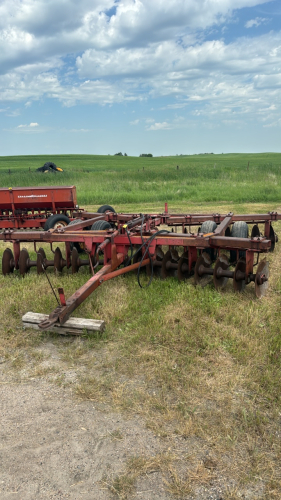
left=233, top=257, right=246, bottom=292
left=230, top=221, right=248, bottom=262
left=44, top=214, right=70, bottom=231
left=97, top=205, right=115, bottom=214
left=255, top=259, right=269, bottom=298
left=19, top=248, right=30, bottom=276
left=177, top=250, right=190, bottom=281
left=213, top=254, right=230, bottom=290
left=194, top=252, right=212, bottom=287
left=37, top=248, right=46, bottom=274
left=2, top=248, right=14, bottom=275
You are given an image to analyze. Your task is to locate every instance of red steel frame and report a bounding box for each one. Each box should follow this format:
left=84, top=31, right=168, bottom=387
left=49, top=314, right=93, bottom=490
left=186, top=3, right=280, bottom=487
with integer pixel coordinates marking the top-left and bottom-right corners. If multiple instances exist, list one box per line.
left=1, top=207, right=280, bottom=330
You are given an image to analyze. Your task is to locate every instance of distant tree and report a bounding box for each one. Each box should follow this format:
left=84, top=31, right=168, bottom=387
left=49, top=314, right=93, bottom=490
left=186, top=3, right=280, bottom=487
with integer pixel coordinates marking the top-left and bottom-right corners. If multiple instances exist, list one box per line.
left=124, top=153, right=127, bottom=156
left=114, top=152, right=123, bottom=156
left=139, top=153, right=153, bottom=157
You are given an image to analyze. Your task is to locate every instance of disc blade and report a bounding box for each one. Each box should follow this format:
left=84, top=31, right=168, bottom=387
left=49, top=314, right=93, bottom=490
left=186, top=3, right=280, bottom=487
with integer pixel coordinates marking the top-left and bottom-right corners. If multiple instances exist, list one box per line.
left=213, top=254, right=229, bottom=290
left=37, top=248, right=46, bottom=274
left=251, top=225, right=260, bottom=238
left=233, top=257, right=246, bottom=292
left=19, top=248, right=30, bottom=276
left=177, top=250, right=190, bottom=281
left=54, top=247, right=63, bottom=273
left=194, top=252, right=212, bottom=286
left=2, top=248, right=14, bottom=275
left=269, top=225, right=275, bottom=252
left=255, top=259, right=269, bottom=298
left=160, top=250, right=178, bottom=279
left=146, top=246, right=164, bottom=277
left=71, top=247, right=79, bottom=274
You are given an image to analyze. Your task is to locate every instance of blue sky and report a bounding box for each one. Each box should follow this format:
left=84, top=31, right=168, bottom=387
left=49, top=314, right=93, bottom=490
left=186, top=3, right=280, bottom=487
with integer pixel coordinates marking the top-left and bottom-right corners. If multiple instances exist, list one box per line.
left=0, top=0, right=280, bottom=156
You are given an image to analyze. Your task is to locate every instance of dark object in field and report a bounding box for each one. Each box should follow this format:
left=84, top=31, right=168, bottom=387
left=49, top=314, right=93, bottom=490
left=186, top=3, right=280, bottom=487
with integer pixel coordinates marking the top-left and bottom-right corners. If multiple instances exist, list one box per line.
left=37, top=161, right=63, bottom=173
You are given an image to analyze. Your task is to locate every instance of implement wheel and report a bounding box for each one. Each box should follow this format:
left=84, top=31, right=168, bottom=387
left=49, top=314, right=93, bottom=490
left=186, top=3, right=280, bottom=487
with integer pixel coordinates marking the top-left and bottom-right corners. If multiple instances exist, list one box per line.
left=91, top=220, right=111, bottom=230
left=44, top=214, right=70, bottom=231
left=230, top=221, right=248, bottom=262
left=199, top=221, right=217, bottom=261
left=69, top=218, right=85, bottom=254
left=97, top=205, right=115, bottom=214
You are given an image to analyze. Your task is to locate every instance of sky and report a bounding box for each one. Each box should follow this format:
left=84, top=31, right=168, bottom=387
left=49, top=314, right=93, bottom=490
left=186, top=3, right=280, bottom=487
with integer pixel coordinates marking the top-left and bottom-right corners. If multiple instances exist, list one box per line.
left=0, top=0, right=281, bottom=157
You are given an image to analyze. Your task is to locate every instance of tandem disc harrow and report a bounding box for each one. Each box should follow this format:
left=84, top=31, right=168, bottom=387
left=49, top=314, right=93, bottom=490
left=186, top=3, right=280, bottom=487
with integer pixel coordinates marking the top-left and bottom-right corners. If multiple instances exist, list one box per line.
left=1, top=206, right=279, bottom=329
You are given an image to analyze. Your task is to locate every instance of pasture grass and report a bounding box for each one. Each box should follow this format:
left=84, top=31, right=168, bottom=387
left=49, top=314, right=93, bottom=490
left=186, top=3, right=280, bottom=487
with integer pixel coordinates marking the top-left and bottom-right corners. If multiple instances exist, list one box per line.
left=1, top=154, right=281, bottom=498
left=1, top=153, right=281, bottom=208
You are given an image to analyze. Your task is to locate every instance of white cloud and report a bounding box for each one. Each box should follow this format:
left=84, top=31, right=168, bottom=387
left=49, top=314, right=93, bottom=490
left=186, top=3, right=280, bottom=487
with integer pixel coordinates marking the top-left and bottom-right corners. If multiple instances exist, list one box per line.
left=0, top=0, right=279, bottom=129
left=17, top=122, right=39, bottom=129
left=147, top=121, right=172, bottom=131
left=245, top=17, right=268, bottom=28
left=6, top=108, right=21, bottom=117
left=130, top=119, right=139, bottom=125
left=0, top=0, right=271, bottom=72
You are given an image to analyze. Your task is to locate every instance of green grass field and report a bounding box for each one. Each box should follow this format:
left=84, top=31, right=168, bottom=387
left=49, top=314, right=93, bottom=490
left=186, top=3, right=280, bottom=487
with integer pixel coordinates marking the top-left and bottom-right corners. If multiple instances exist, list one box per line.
left=1, top=153, right=281, bottom=499
left=1, top=153, right=281, bottom=210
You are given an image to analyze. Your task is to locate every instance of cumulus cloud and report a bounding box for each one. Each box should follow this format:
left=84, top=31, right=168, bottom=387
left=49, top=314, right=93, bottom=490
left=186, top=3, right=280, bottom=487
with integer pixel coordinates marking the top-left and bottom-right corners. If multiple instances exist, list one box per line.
left=147, top=121, right=172, bottom=131
left=17, top=122, right=39, bottom=128
left=0, top=0, right=271, bottom=72
left=245, top=17, right=268, bottom=28
left=0, top=0, right=279, bottom=129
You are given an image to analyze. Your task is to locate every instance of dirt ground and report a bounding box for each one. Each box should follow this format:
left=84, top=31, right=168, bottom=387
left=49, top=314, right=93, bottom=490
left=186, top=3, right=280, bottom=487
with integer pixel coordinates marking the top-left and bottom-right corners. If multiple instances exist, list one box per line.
left=0, top=353, right=266, bottom=500
left=0, top=376, right=174, bottom=500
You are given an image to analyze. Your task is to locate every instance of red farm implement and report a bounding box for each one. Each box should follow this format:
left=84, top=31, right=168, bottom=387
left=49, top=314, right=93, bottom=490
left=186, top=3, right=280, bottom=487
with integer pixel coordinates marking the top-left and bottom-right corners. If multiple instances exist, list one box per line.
left=1, top=203, right=280, bottom=332
left=0, top=185, right=80, bottom=230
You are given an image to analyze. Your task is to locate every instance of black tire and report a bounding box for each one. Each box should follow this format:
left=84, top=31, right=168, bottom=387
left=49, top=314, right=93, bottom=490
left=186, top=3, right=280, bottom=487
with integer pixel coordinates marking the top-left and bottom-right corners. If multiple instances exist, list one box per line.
left=68, top=219, right=84, bottom=253
left=230, top=221, right=249, bottom=262
left=97, top=205, right=115, bottom=214
left=199, top=220, right=217, bottom=261
left=37, top=161, right=61, bottom=172
left=44, top=161, right=58, bottom=170
left=44, top=214, right=70, bottom=231
left=91, top=220, right=111, bottom=230
left=199, top=221, right=217, bottom=234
